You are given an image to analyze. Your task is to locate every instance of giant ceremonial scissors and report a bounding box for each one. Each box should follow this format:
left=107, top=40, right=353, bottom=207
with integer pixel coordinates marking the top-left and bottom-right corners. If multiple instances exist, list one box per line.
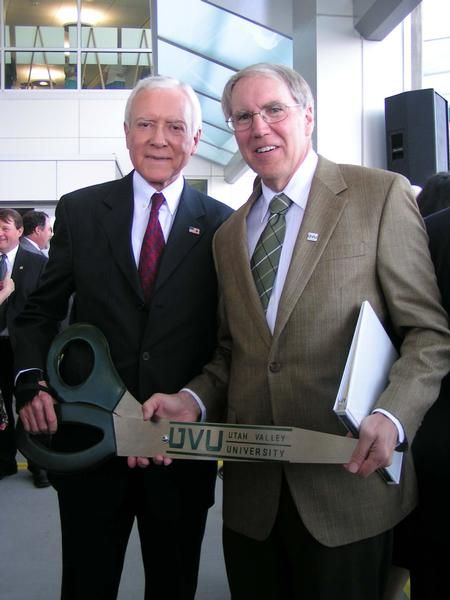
left=17, top=323, right=358, bottom=473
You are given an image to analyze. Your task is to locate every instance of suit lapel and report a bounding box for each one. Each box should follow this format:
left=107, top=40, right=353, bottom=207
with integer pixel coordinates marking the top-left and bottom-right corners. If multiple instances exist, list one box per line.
left=11, top=246, right=29, bottom=285
left=274, top=157, right=349, bottom=338
left=153, top=183, right=206, bottom=293
left=100, top=173, right=142, bottom=297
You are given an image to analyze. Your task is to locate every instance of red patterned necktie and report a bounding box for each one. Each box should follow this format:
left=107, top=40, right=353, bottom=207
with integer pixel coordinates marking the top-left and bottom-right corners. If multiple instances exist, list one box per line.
left=138, top=192, right=166, bottom=301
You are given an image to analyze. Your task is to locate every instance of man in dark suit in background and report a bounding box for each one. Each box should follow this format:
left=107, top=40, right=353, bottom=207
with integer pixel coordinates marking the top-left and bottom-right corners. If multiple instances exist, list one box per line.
left=13, top=76, right=232, bottom=600
left=0, top=209, right=48, bottom=486
left=20, top=210, right=53, bottom=256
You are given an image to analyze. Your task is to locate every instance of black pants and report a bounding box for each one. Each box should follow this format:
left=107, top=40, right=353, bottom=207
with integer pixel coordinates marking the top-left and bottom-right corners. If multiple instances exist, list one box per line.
left=399, top=522, right=449, bottom=600
left=54, top=463, right=209, bottom=600
left=409, top=546, right=447, bottom=600
left=223, top=477, right=392, bottom=600
left=0, top=336, right=44, bottom=476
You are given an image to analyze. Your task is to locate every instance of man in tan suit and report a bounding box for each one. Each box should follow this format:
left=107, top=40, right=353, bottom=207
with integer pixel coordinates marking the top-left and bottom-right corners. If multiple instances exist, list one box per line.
left=142, top=64, right=450, bottom=599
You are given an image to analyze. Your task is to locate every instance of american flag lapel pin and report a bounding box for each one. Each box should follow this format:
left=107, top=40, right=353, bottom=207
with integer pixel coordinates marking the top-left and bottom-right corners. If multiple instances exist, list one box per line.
left=307, top=232, right=319, bottom=242
left=189, top=226, right=201, bottom=236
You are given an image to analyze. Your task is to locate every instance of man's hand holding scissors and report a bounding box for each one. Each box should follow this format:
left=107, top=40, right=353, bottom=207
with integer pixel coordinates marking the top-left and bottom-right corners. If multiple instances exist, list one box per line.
left=128, top=390, right=200, bottom=469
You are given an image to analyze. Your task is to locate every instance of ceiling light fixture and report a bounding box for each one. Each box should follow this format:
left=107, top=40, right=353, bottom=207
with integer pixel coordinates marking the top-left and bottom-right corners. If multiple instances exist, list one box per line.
left=56, top=6, right=103, bottom=26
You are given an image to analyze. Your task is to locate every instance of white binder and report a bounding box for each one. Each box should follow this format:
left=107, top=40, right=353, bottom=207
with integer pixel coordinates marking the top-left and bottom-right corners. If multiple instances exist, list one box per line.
left=333, top=301, right=403, bottom=484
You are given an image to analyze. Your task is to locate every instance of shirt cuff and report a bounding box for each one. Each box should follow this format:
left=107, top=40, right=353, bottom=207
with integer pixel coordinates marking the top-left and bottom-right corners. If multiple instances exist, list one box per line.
left=14, top=368, right=44, bottom=387
left=373, top=408, right=405, bottom=446
left=180, top=387, right=206, bottom=422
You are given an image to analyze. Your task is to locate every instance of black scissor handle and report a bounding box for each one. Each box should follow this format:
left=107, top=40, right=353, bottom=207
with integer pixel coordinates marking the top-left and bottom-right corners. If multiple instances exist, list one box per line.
left=17, top=323, right=125, bottom=472
left=46, top=323, right=126, bottom=412
left=16, top=402, right=117, bottom=473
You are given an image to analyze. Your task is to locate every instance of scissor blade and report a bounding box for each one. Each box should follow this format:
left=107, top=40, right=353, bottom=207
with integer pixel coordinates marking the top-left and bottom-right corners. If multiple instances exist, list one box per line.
left=114, top=390, right=144, bottom=418
left=113, top=417, right=358, bottom=465
left=113, top=414, right=169, bottom=456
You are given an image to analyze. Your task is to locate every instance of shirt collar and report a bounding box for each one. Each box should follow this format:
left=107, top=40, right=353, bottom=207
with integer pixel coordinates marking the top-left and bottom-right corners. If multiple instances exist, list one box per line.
left=3, top=243, right=20, bottom=267
left=132, top=170, right=184, bottom=215
left=24, top=237, right=41, bottom=251
left=260, top=149, right=318, bottom=216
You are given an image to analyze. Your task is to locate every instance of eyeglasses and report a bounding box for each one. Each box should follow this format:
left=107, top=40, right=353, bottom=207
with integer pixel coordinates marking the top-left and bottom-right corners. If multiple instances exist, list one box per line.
left=226, top=103, right=302, bottom=132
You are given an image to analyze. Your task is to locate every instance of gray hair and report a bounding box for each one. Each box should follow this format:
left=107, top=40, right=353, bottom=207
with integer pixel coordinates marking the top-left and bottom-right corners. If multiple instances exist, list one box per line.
left=221, top=63, right=314, bottom=119
left=124, top=75, right=202, bottom=134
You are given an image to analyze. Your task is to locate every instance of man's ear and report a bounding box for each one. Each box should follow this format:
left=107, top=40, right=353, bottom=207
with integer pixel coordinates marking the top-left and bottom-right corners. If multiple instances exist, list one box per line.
left=190, top=128, right=202, bottom=156
left=124, top=122, right=130, bottom=149
left=304, top=105, right=314, bottom=135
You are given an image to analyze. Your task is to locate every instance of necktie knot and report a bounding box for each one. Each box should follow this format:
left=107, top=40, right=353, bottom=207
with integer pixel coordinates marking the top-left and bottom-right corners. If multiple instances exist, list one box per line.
left=269, top=193, right=292, bottom=217
left=151, top=192, right=165, bottom=213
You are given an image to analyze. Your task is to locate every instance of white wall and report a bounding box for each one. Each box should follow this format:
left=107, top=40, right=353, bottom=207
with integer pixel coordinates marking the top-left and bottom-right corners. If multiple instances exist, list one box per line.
left=0, top=156, right=121, bottom=204
left=313, top=1, right=411, bottom=169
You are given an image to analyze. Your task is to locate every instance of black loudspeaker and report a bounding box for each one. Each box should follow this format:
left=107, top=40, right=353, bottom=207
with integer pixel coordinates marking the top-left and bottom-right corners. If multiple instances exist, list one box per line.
left=385, top=89, right=449, bottom=188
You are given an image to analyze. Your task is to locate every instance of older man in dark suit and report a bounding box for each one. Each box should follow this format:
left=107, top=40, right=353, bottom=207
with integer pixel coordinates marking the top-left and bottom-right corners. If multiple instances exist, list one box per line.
left=14, top=76, right=232, bottom=600
left=0, top=209, right=47, bottom=485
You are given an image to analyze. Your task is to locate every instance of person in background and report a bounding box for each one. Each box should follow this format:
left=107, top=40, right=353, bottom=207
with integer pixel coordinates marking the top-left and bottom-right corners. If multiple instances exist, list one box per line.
left=0, top=209, right=48, bottom=487
left=0, top=274, right=14, bottom=432
left=416, top=171, right=450, bottom=218
left=20, top=210, right=53, bottom=256
left=407, top=205, right=450, bottom=599
left=388, top=173, right=450, bottom=600
left=142, top=63, right=450, bottom=600
left=13, top=75, right=232, bottom=600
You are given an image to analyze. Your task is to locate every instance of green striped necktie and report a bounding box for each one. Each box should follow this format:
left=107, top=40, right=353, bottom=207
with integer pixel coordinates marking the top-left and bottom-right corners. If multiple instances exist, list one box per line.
left=251, top=193, right=292, bottom=311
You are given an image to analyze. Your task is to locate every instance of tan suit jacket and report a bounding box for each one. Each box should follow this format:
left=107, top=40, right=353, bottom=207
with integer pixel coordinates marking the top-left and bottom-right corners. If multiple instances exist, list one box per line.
left=189, top=155, right=450, bottom=547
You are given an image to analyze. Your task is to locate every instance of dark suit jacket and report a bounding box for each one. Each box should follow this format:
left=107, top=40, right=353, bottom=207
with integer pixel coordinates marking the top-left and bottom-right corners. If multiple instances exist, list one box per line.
left=14, top=172, right=233, bottom=514
left=410, top=206, right=450, bottom=541
left=5, top=246, right=47, bottom=342
left=0, top=245, right=47, bottom=470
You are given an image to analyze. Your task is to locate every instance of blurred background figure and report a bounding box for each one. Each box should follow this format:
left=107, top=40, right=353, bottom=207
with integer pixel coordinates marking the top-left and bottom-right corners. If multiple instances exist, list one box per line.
left=0, top=209, right=48, bottom=487
left=20, top=210, right=53, bottom=257
left=388, top=172, right=450, bottom=600
left=416, top=171, right=450, bottom=217
left=0, top=274, right=14, bottom=432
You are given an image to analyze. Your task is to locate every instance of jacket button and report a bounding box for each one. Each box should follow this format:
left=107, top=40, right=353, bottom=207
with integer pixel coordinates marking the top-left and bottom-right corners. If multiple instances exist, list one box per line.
left=142, top=352, right=150, bottom=361
left=269, top=362, right=281, bottom=373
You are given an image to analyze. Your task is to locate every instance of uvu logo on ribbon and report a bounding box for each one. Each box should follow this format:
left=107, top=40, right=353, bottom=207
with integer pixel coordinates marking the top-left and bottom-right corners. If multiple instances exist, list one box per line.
left=167, top=422, right=291, bottom=461
left=114, top=417, right=358, bottom=465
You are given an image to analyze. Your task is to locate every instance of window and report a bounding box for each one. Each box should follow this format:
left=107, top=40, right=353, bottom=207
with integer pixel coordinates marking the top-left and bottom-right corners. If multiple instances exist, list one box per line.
left=422, top=0, right=450, bottom=110
left=1, top=0, right=153, bottom=90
